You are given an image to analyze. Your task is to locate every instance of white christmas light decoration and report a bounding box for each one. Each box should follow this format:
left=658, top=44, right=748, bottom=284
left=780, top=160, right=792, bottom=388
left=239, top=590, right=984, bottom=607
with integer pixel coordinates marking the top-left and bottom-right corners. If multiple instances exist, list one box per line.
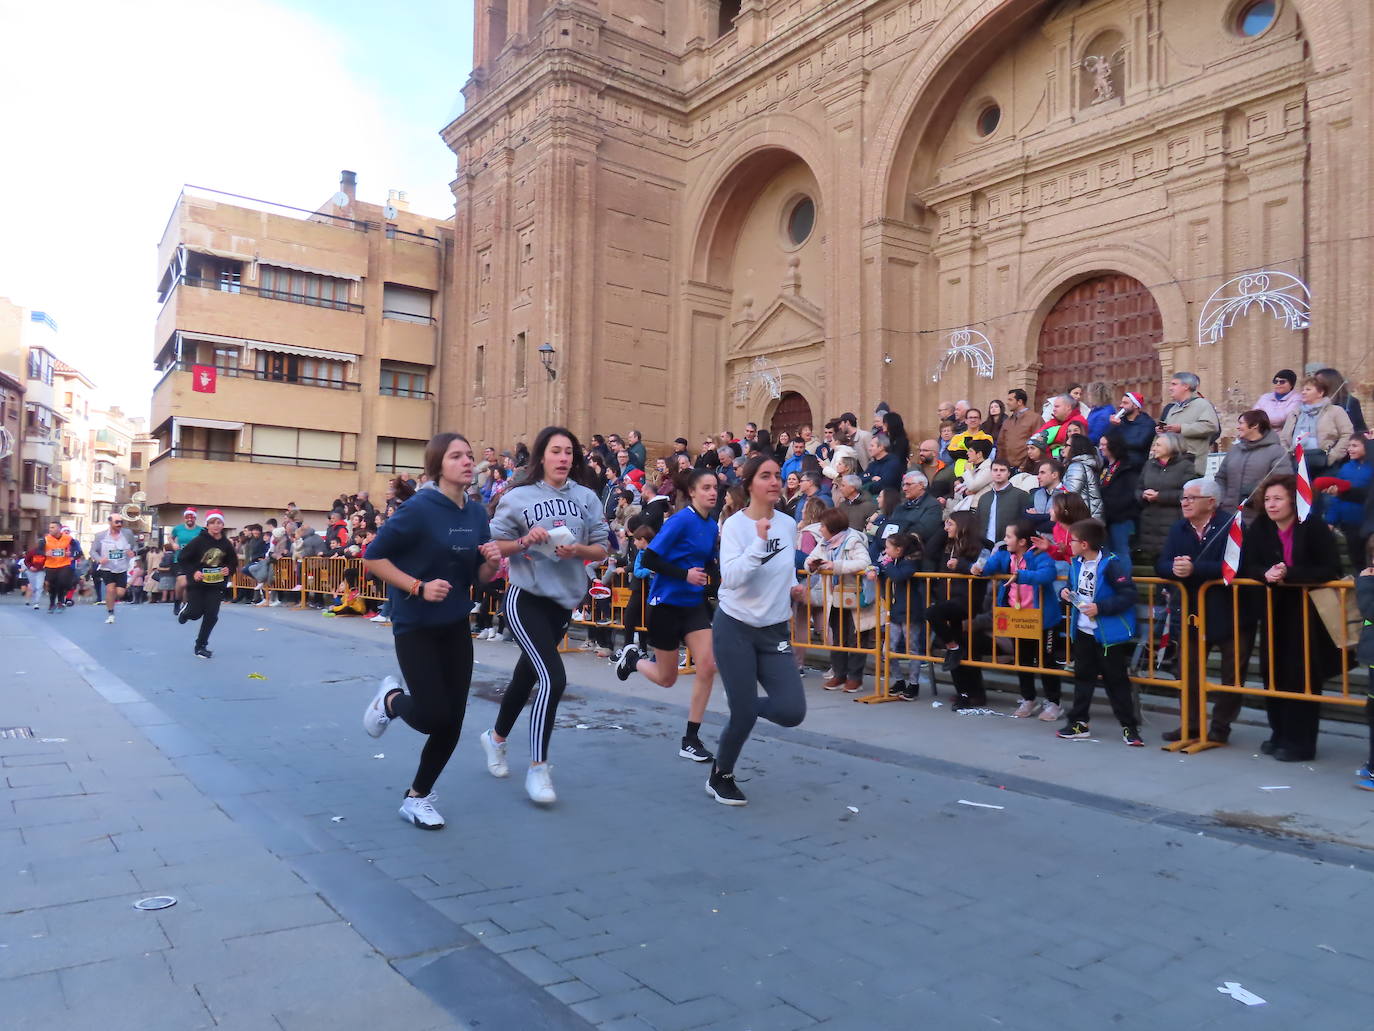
left=1198, top=271, right=1310, bottom=346
left=932, top=328, right=995, bottom=382
left=734, top=355, right=784, bottom=404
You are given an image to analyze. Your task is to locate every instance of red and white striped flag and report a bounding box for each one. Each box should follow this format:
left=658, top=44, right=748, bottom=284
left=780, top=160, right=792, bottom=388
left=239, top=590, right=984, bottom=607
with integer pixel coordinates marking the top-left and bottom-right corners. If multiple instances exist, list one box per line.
left=1221, top=511, right=1244, bottom=585
left=1294, top=443, right=1312, bottom=522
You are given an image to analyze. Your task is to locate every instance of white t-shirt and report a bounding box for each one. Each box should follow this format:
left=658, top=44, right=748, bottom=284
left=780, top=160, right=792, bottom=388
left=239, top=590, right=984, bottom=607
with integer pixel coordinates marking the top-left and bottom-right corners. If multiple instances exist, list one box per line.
left=718, top=508, right=798, bottom=627
left=1073, top=555, right=1101, bottom=633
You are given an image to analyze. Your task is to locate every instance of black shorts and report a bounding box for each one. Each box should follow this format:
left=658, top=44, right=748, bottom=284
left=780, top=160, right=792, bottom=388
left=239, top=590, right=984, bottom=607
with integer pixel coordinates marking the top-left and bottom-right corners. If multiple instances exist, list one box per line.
left=646, top=601, right=713, bottom=652
left=95, top=570, right=128, bottom=589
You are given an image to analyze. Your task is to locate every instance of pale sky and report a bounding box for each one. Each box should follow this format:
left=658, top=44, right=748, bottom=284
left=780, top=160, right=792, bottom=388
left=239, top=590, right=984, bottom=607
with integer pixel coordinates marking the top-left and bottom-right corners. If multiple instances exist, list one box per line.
left=0, top=0, right=474, bottom=419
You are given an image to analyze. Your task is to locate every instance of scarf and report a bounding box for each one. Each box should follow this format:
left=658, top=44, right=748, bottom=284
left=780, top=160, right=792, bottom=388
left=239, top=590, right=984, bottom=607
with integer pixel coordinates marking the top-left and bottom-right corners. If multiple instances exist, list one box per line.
left=1293, top=401, right=1325, bottom=448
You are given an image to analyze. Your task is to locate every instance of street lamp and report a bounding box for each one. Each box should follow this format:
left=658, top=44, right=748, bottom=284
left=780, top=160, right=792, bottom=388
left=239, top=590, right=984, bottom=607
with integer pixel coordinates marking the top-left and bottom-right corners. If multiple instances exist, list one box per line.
left=538, top=342, right=557, bottom=380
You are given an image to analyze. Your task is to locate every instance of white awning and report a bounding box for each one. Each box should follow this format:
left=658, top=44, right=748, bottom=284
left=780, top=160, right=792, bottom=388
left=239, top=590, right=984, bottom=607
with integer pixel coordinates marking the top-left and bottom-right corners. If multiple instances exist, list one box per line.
left=174, top=417, right=245, bottom=432
left=243, top=340, right=358, bottom=363
left=259, top=258, right=362, bottom=282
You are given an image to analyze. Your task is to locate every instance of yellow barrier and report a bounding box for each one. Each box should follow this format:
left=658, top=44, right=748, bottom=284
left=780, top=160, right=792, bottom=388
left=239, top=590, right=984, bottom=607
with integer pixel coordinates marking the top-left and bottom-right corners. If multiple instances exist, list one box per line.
left=793, top=569, right=887, bottom=702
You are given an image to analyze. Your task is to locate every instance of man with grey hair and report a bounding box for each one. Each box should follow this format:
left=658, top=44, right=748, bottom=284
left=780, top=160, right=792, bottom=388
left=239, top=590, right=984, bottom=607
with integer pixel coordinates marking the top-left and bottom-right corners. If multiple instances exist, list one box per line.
left=799, top=469, right=832, bottom=508
left=715, top=444, right=737, bottom=487
left=1156, top=477, right=1247, bottom=744
left=1159, top=371, right=1221, bottom=474
left=870, top=469, right=942, bottom=560
left=953, top=400, right=970, bottom=432
left=836, top=473, right=877, bottom=529
left=863, top=433, right=904, bottom=495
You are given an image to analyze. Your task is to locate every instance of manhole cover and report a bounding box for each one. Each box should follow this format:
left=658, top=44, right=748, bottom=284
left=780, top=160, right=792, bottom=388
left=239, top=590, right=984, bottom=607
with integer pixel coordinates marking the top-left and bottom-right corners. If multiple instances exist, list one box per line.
left=0, top=727, right=34, bottom=739
left=133, top=896, right=177, bottom=911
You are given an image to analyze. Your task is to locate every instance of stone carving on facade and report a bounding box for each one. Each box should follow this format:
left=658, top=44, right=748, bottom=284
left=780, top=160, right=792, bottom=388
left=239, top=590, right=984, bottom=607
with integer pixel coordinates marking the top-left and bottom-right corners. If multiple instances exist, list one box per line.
left=1197, top=271, right=1311, bottom=346
left=1082, top=47, right=1126, bottom=105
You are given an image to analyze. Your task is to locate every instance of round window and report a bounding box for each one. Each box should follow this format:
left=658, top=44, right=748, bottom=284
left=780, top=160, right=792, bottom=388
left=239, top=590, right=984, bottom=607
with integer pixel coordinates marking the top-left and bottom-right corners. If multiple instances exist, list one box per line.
left=976, top=104, right=1001, bottom=138
left=1237, top=0, right=1277, bottom=36
left=786, top=197, right=815, bottom=247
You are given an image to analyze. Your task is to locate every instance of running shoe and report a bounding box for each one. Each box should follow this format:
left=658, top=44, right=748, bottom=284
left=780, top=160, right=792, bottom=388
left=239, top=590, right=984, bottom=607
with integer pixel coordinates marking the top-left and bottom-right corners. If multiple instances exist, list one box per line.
left=1038, top=702, right=1064, bottom=722
left=105, top=614, right=116, bottom=625
left=1012, top=699, right=1040, bottom=719
left=369, top=613, right=389, bottom=623
left=399, top=793, right=444, bottom=830
left=616, top=644, right=640, bottom=681
left=679, top=737, right=714, bottom=763
left=194, top=646, right=212, bottom=659
left=1056, top=721, right=1091, bottom=739
left=525, top=763, right=556, bottom=805
left=1356, top=765, right=1374, bottom=792
left=479, top=729, right=509, bottom=778
left=596, top=616, right=612, bottom=627
left=269, top=599, right=282, bottom=607
left=364, top=676, right=398, bottom=738
left=706, top=766, right=747, bottom=806
left=678, top=650, right=689, bottom=669
left=1122, top=726, right=1145, bottom=747
left=890, top=680, right=908, bottom=700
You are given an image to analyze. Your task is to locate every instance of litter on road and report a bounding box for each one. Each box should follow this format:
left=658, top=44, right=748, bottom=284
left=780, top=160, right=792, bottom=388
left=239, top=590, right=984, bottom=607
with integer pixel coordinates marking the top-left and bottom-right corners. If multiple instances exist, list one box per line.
left=846, top=806, right=859, bottom=814
left=1216, top=982, right=1266, bottom=1006
left=247, top=673, right=267, bottom=680
left=1259, top=785, right=1292, bottom=791
left=372, top=753, right=384, bottom=759
left=957, top=800, right=1005, bottom=810
left=331, top=816, right=345, bottom=822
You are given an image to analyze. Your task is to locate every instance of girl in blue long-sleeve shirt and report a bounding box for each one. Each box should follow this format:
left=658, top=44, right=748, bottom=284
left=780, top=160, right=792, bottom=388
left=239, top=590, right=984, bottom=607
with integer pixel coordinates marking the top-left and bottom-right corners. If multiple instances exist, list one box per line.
left=872, top=533, right=934, bottom=699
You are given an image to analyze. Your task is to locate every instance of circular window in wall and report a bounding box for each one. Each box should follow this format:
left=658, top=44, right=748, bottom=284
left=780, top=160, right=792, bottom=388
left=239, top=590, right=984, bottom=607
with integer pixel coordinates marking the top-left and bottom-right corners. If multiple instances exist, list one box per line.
left=1236, top=0, right=1277, bottom=36
left=976, top=103, right=1001, bottom=138
left=786, top=196, right=815, bottom=247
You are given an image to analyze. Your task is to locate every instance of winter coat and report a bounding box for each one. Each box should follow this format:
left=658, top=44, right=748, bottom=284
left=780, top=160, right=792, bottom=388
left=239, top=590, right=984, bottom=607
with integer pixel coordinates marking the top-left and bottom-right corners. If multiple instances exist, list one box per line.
left=950, top=460, right=995, bottom=512
left=1099, top=458, right=1141, bottom=526
left=869, top=493, right=942, bottom=562
left=816, top=528, right=878, bottom=634
left=1065, top=551, right=1138, bottom=645
left=1280, top=400, right=1354, bottom=467
left=1356, top=574, right=1374, bottom=669
left=975, top=485, right=1031, bottom=549
left=1135, top=455, right=1195, bottom=562
left=982, top=547, right=1061, bottom=628
left=996, top=407, right=1038, bottom=471
left=1323, top=456, right=1374, bottom=529
left=1213, top=430, right=1291, bottom=513
left=1155, top=509, right=1237, bottom=642
left=1254, top=389, right=1301, bottom=431
left=1085, top=405, right=1116, bottom=444
left=1110, top=410, right=1158, bottom=467
left=1161, top=394, right=1221, bottom=474
left=1062, top=453, right=1103, bottom=518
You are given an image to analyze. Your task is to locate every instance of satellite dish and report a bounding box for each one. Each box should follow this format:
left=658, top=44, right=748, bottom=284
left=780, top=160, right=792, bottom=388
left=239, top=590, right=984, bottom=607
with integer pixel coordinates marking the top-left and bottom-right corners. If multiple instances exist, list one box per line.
left=383, top=204, right=398, bottom=220
left=332, top=191, right=349, bottom=208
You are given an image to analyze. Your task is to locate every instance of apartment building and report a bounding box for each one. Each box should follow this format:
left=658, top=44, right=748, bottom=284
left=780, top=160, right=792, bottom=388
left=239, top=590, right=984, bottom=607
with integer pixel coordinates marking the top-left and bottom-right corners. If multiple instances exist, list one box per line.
left=91, top=405, right=139, bottom=527
left=0, top=299, right=24, bottom=551
left=54, top=360, right=96, bottom=545
left=149, top=174, right=448, bottom=529
left=19, top=329, right=64, bottom=545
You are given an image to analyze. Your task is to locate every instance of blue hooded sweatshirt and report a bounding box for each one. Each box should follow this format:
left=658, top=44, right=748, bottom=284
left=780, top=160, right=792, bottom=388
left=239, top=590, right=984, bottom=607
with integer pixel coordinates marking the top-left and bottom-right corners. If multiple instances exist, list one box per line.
left=981, top=547, right=1062, bottom=628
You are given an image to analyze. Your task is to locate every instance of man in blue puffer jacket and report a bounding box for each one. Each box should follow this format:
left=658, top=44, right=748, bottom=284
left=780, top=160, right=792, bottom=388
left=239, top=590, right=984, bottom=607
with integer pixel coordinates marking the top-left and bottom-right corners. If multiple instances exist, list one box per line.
left=1053, top=518, right=1142, bottom=745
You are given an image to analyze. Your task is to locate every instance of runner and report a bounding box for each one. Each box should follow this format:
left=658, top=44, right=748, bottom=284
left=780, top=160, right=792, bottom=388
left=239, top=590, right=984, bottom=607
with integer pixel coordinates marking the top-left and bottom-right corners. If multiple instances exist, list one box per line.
left=175, top=510, right=236, bottom=658
left=361, top=432, right=498, bottom=831
left=91, top=512, right=138, bottom=624
left=42, top=520, right=75, bottom=614
left=707, top=454, right=808, bottom=806
left=615, top=467, right=720, bottom=763
left=170, top=507, right=200, bottom=616
left=479, top=426, right=610, bottom=806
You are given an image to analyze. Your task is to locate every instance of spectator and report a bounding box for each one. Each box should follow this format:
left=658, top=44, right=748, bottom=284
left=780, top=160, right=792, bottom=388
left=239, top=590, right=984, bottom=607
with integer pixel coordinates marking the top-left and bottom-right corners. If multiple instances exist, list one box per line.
left=1084, top=382, right=1116, bottom=443
left=1158, top=372, right=1221, bottom=474
left=836, top=474, right=877, bottom=530
left=951, top=438, right=995, bottom=511
left=1323, top=435, right=1374, bottom=568
left=780, top=471, right=804, bottom=516
left=754, top=427, right=774, bottom=458
left=863, top=434, right=904, bottom=496
left=1135, top=433, right=1195, bottom=566
left=513, top=441, right=529, bottom=467
left=998, top=388, right=1037, bottom=472
left=799, top=469, right=833, bottom=510
left=837, top=413, right=872, bottom=468
left=935, top=400, right=956, bottom=431
left=715, top=445, right=738, bottom=486
left=807, top=507, right=876, bottom=694
left=1255, top=368, right=1301, bottom=431
left=793, top=495, right=828, bottom=672
left=1027, top=458, right=1067, bottom=517
left=814, top=424, right=836, bottom=465
left=1214, top=410, right=1291, bottom=517
left=773, top=430, right=792, bottom=465
left=1108, top=391, right=1157, bottom=467
left=798, top=424, right=818, bottom=455
left=975, top=456, right=1030, bottom=549
left=953, top=400, right=970, bottom=432
left=1240, top=474, right=1343, bottom=762
left=1320, top=366, right=1367, bottom=435
left=1021, top=433, right=1049, bottom=478
left=781, top=437, right=807, bottom=480
left=873, top=531, right=933, bottom=700
left=1062, top=434, right=1104, bottom=519
left=355, top=490, right=377, bottom=521
left=983, top=398, right=1007, bottom=443
left=1045, top=492, right=1093, bottom=578
left=872, top=469, right=943, bottom=560
left=1157, top=479, right=1247, bottom=744
left=936, top=420, right=958, bottom=465
left=1281, top=372, right=1354, bottom=471
left=879, top=410, right=911, bottom=467
left=1039, top=394, right=1088, bottom=461
left=924, top=510, right=988, bottom=709
left=950, top=407, right=993, bottom=456
left=1099, top=430, right=1142, bottom=561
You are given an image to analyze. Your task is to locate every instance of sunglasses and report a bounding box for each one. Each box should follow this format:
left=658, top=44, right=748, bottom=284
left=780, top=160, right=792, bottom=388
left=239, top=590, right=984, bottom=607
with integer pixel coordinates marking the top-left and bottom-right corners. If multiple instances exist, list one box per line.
left=1273, top=379, right=1290, bottom=386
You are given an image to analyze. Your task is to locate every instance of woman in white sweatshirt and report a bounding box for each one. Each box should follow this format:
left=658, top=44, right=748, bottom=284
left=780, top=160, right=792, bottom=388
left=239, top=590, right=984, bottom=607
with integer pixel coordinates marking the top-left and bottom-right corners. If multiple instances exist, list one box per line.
left=706, top=454, right=808, bottom=806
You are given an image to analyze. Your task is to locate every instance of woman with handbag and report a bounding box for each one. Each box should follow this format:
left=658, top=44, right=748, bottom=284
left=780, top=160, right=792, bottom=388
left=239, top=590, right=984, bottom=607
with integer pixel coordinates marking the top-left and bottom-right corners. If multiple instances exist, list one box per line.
left=1280, top=374, right=1354, bottom=471
left=807, top=507, right=876, bottom=694
left=1239, top=474, right=1344, bottom=762
left=793, top=497, right=827, bottom=675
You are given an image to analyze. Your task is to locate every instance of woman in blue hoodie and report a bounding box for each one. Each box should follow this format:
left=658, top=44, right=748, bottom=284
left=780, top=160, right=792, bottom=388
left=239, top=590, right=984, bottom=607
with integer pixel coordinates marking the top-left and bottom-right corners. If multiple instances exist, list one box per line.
left=361, top=433, right=499, bottom=831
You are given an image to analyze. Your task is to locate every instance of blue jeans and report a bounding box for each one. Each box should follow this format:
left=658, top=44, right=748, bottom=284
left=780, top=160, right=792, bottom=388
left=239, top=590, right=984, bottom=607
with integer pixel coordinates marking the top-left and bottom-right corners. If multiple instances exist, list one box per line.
left=1107, top=520, right=1135, bottom=563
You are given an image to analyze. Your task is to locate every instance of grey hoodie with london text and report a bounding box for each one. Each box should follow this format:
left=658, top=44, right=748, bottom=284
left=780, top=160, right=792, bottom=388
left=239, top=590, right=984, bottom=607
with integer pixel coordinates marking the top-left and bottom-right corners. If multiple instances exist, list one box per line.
left=490, top=478, right=610, bottom=610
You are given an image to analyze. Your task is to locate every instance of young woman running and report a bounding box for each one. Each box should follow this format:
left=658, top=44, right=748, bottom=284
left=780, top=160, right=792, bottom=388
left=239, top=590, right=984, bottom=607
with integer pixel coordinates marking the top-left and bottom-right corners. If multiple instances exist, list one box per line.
left=361, top=433, right=499, bottom=830
left=707, top=455, right=807, bottom=806
left=481, top=426, right=610, bottom=805
left=615, top=468, right=720, bottom=763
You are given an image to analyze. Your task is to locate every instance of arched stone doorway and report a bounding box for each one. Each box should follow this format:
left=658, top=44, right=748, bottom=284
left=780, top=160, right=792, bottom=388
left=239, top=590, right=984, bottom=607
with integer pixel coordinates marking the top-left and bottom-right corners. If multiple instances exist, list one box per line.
left=1035, top=275, right=1164, bottom=410
left=769, top=391, right=812, bottom=439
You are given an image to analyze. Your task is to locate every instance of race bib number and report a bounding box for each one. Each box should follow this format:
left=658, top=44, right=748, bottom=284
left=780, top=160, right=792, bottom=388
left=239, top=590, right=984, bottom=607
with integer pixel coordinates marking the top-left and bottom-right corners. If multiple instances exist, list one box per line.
left=200, top=569, right=225, bottom=584
left=49, top=548, right=66, bottom=558
left=109, top=550, right=125, bottom=560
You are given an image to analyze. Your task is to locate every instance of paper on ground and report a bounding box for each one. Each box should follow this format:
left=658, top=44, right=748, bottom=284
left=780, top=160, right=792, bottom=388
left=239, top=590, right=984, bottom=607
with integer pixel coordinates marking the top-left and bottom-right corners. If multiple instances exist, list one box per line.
left=957, top=799, right=1005, bottom=810
left=1217, top=982, right=1266, bottom=1006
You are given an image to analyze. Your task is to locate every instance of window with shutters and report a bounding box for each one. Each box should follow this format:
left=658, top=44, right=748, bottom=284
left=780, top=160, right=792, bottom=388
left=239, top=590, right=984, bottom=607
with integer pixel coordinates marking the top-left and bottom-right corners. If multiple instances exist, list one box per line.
left=379, top=361, right=431, bottom=398
left=382, top=283, right=435, bottom=324
left=377, top=437, right=426, bottom=474
left=250, top=426, right=348, bottom=468
left=258, top=265, right=353, bottom=311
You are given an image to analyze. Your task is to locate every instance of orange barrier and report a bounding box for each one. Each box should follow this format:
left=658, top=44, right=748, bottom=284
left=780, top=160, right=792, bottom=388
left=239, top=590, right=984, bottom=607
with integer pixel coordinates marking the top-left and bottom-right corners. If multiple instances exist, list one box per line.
left=792, top=569, right=887, bottom=702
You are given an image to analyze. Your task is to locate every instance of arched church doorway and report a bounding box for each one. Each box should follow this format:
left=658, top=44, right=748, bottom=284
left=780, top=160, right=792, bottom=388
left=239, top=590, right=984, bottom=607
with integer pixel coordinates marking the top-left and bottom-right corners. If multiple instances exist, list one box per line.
left=769, top=391, right=812, bottom=439
left=1035, top=274, right=1164, bottom=410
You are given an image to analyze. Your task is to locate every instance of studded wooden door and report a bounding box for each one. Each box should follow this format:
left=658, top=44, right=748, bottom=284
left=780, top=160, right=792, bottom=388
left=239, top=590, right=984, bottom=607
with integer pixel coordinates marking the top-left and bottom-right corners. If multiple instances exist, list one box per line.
left=769, top=391, right=812, bottom=439
left=1035, top=275, right=1164, bottom=410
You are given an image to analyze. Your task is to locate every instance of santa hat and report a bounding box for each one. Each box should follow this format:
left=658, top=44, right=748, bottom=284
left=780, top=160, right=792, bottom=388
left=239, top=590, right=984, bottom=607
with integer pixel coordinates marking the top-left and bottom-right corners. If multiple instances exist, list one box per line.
left=1122, top=391, right=1145, bottom=410
left=626, top=469, right=645, bottom=487
left=204, top=510, right=225, bottom=524
left=184, top=507, right=198, bottom=518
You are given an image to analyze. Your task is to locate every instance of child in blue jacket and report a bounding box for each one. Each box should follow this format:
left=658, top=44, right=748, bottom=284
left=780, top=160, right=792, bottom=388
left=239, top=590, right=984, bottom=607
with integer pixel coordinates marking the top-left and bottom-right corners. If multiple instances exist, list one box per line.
left=978, top=519, right=1065, bottom=720
left=1054, top=518, right=1143, bottom=746
left=871, top=533, right=933, bottom=699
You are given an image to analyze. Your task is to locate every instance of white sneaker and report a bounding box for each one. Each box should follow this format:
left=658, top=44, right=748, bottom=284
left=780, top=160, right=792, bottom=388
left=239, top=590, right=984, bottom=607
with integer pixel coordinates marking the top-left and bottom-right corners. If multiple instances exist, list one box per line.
left=1038, top=702, right=1064, bottom=722
left=370, top=613, right=389, bottom=623
left=525, top=763, right=556, bottom=805
left=269, top=599, right=282, bottom=607
left=470, top=601, right=482, bottom=614
left=105, top=614, right=116, bottom=625
left=1012, top=699, right=1040, bottom=718
left=480, top=729, right=509, bottom=778
left=290, top=585, right=302, bottom=592
left=363, top=676, right=398, bottom=738
left=398, top=793, right=444, bottom=830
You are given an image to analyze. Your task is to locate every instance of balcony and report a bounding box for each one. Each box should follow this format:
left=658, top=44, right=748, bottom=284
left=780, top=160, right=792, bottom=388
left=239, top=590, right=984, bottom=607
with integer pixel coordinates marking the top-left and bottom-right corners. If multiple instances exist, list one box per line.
left=382, top=231, right=442, bottom=291
left=380, top=316, right=437, bottom=365
left=373, top=394, right=434, bottom=441
left=152, top=363, right=363, bottom=435
left=147, top=448, right=359, bottom=514
left=155, top=277, right=365, bottom=357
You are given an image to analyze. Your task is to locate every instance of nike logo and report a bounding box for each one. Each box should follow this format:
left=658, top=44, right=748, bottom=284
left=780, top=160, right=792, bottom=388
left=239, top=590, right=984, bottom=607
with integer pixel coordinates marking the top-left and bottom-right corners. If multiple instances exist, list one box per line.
left=759, top=549, right=784, bottom=564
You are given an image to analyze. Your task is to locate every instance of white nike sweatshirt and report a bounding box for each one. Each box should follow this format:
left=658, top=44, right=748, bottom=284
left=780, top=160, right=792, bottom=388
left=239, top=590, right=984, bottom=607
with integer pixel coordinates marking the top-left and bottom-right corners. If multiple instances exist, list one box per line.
left=718, top=508, right=797, bottom=627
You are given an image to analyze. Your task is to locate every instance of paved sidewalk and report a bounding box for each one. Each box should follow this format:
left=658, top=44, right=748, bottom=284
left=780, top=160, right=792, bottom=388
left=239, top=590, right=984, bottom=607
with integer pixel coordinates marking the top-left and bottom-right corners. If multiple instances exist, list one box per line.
left=7, top=598, right=1374, bottom=1030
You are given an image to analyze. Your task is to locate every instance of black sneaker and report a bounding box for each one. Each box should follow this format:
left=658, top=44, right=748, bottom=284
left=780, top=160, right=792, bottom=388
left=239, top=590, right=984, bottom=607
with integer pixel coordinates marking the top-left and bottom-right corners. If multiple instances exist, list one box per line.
left=706, top=766, right=747, bottom=806
left=194, top=646, right=212, bottom=659
left=615, top=645, right=640, bottom=682
left=679, top=737, right=713, bottom=763
left=1122, top=726, right=1144, bottom=747
left=1057, top=721, right=1091, bottom=739
left=178, top=609, right=191, bottom=625
left=890, top=680, right=909, bottom=700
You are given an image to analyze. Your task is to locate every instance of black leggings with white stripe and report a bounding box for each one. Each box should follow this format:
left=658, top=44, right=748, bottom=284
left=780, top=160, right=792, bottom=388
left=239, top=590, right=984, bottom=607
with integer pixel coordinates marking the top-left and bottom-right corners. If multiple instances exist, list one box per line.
left=494, top=585, right=573, bottom=763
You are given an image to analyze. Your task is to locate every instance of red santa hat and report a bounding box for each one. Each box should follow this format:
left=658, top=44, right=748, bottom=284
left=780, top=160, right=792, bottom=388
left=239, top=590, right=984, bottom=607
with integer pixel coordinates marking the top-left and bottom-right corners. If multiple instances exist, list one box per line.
left=184, top=507, right=198, bottom=518
left=204, top=510, right=225, bottom=524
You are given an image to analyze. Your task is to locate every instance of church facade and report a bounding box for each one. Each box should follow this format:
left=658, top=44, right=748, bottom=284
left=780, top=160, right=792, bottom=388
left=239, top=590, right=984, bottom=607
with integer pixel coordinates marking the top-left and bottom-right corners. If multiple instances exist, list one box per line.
left=440, top=0, right=1371, bottom=451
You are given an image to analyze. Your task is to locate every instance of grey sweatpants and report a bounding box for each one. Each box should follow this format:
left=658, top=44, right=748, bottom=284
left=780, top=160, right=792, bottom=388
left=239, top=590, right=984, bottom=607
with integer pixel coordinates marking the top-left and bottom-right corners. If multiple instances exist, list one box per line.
left=712, top=610, right=806, bottom=774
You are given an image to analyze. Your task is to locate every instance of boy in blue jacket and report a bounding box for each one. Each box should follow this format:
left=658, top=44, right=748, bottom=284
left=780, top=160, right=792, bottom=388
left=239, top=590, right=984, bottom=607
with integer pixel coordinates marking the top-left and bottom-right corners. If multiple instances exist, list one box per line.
left=978, top=519, right=1065, bottom=720
left=1054, top=518, right=1143, bottom=746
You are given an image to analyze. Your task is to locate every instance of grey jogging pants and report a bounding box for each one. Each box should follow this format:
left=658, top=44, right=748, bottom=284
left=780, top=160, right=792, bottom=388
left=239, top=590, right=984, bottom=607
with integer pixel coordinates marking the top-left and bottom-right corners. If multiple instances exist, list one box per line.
left=712, top=610, right=806, bottom=775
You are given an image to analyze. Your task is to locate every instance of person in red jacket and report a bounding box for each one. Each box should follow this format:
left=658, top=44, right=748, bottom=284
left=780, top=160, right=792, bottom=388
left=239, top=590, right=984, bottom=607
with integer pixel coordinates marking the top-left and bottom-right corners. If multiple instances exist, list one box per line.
left=1039, top=394, right=1089, bottom=461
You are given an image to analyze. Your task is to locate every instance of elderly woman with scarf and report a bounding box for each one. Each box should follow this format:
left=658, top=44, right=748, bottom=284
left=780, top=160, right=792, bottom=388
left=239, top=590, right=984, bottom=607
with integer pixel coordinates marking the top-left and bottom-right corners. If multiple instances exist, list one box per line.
left=1280, top=374, right=1353, bottom=473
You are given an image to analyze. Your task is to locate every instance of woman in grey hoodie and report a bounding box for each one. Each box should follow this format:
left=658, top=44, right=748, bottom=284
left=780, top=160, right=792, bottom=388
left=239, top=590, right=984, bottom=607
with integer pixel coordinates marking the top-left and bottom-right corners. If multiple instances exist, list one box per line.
left=1215, top=410, right=1291, bottom=517
left=480, top=426, right=610, bottom=806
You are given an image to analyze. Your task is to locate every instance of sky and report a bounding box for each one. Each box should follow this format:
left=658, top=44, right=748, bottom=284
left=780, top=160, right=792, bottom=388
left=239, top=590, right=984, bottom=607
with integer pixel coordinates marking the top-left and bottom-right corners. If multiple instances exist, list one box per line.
left=0, top=0, right=474, bottom=420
